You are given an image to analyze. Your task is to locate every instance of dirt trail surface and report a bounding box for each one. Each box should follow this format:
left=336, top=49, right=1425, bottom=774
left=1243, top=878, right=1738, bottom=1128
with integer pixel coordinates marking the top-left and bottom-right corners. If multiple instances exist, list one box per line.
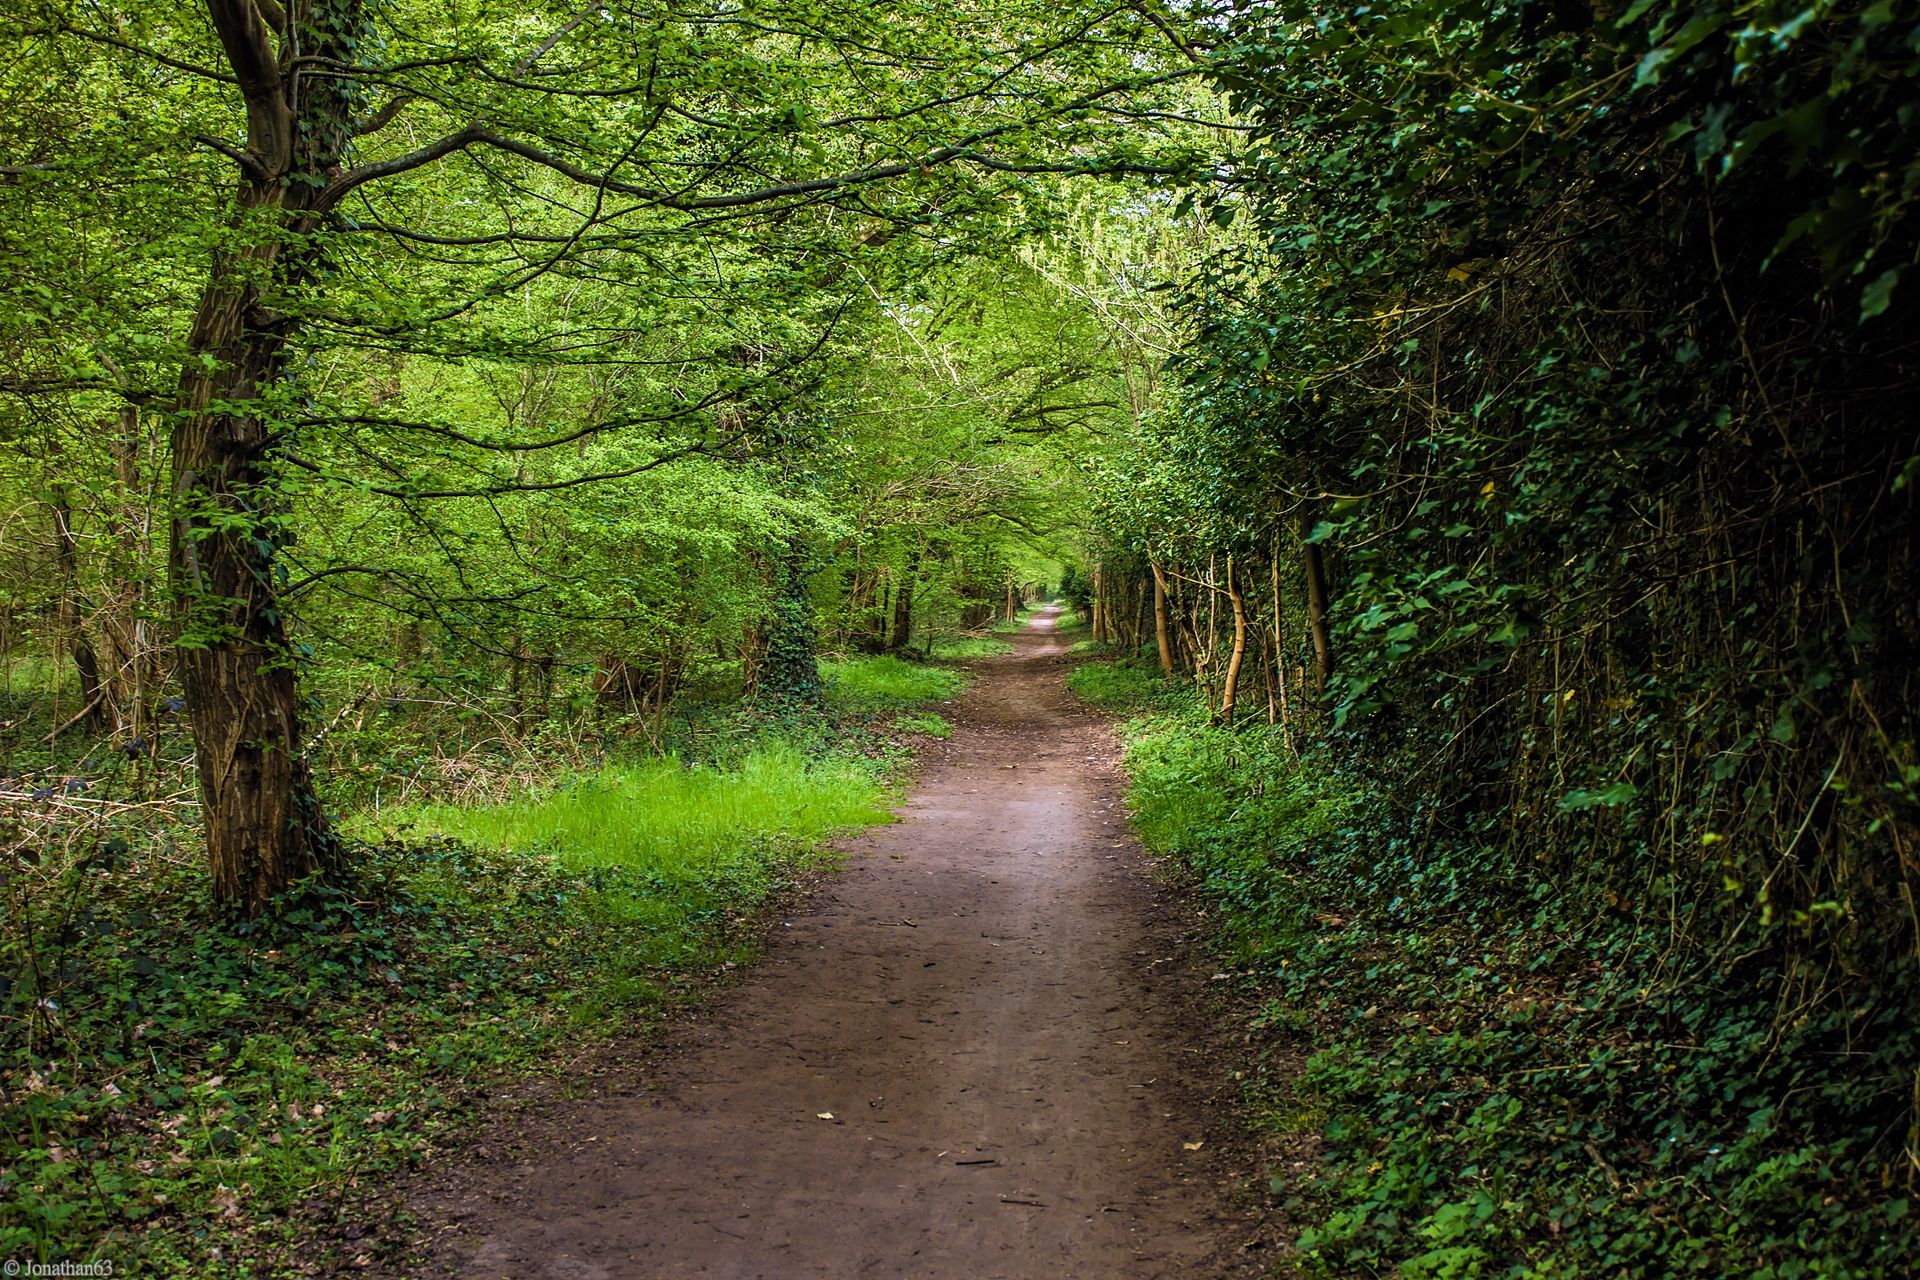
left=397, top=610, right=1247, bottom=1279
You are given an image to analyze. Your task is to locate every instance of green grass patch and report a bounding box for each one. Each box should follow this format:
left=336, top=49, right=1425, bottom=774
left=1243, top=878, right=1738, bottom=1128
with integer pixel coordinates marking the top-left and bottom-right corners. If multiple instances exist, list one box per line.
left=1118, top=711, right=1344, bottom=963
left=820, top=654, right=966, bottom=709
left=928, top=634, right=1014, bottom=660
left=1064, top=657, right=1179, bottom=711
left=361, top=744, right=890, bottom=880
left=890, top=711, right=953, bottom=739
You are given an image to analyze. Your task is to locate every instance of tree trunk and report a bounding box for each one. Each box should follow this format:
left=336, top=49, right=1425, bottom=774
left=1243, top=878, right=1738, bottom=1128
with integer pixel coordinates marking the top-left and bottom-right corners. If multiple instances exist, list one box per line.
left=1150, top=559, right=1174, bottom=675
left=1090, top=560, right=1106, bottom=642
left=49, top=490, right=108, bottom=734
left=100, top=406, right=163, bottom=743
left=759, top=544, right=822, bottom=703
left=1271, top=532, right=1292, bottom=739
left=1220, top=554, right=1247, bottom=725
left=173, top=268, right=340, bottom=911
left=1301, top=515, right=1334, bottom=693
left=1128, top=576, right=1146, bottom=654
left=169, top=0, right=369, bottom=913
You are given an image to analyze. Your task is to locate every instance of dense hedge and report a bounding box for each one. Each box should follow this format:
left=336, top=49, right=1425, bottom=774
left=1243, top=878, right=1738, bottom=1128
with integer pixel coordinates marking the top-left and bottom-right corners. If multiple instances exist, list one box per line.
left=1091, top=3, right=1920, bottom=1273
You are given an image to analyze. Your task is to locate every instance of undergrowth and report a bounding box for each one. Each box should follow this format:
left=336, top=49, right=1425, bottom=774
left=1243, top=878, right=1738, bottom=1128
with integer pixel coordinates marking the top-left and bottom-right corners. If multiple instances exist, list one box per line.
left=1, top=653, right=966, bottom=1275
left=928, top=634, right=1014, bottom=660
left=1071, top=660, right=1917, bottom=1280
left=819, top=654, right=967, bottom=708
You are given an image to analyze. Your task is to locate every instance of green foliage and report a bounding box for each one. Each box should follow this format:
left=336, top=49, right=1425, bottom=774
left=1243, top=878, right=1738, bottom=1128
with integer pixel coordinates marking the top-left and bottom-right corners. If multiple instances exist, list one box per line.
left=1105, top=704, right=1917, bottom=1278
left=1072, top=660, right=1344, bottom=963
left=1082, top=1, right=1920, bottom=1271
left=0, top=838, right=764, bottom=1272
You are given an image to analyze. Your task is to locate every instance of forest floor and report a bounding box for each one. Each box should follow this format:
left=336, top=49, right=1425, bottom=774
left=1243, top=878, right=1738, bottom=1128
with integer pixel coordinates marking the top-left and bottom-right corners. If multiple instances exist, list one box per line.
left=377, top=607, right=1263, bottom=1279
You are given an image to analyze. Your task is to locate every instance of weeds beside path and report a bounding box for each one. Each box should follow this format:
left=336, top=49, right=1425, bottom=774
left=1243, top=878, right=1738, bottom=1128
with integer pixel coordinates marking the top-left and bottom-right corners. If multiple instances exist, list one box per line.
left=1, top=657, right=960, bottom=1276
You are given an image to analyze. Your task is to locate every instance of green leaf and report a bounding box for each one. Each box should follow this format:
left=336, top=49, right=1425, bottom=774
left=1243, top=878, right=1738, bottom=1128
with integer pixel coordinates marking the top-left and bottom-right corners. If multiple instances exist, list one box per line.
left=1558, top=781, right=1640, bottom=811
left=1861, top=268, right=1900, bottom=320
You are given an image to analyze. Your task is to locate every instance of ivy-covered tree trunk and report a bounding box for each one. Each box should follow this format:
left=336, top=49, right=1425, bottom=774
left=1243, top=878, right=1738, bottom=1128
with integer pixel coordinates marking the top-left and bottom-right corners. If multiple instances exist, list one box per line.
left=758, top=545, right=822, bottom=704
left=171, top=0, right=360, bottom=913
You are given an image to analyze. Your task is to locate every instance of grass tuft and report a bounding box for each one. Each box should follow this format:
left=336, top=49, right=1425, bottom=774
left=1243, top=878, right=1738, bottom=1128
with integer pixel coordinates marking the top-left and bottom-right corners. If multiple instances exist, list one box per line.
left=891, top=711, right=953, bottom=739
left=929, top=634, right=1014, bottom=660
left=820, top=655, right=966, bottom=709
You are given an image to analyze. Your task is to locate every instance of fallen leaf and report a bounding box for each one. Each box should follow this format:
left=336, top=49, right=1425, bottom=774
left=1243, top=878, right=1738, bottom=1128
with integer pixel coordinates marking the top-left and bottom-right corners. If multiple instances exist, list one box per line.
left=816, top=1112, right=834, bottom=1120
left=1183, top=1140, right=1205, bottom=1151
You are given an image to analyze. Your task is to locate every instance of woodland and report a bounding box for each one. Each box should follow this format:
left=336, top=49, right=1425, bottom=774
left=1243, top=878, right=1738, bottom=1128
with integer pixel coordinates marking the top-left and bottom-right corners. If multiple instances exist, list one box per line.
left=1, top=0, right=1916, bottom=1276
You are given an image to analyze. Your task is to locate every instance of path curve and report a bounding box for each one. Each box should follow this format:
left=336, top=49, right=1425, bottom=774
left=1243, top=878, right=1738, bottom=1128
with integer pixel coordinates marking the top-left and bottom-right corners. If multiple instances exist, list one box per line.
left=398, top=609, right=1242, bottom=1278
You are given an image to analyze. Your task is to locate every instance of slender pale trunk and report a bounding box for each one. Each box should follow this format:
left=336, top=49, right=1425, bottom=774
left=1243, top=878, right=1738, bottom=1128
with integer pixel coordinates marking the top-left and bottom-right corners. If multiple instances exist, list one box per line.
left=1091, top=560, right=1106, bottom=642
left=103, top=407, right=162, bottom=743
left=1200, top=554, right=1219, bottom=712
left=1150, top=559, right=1174, bottom=676
left=1220, top=554, right=1247, bottom=725
left=1121, top=579, right=1136, bottom=660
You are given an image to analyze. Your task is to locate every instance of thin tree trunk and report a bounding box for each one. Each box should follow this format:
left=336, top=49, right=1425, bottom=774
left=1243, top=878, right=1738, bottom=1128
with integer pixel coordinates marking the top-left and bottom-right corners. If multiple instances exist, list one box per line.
left=1201, top=554, right=1219, bottom=712
left=1129, top=576, right=1147, bottom=655
left=1302, top=516, right=1334, bottom=693
left=49, top=489, right=107, bottom=734
left=1271, top=532, right=1292, bottom=742
left=1150, top=559, right=1174, bottom=675
left=102, top=406, right=161, bottom=743
left=1220, top=554, right=1247, bottom=725
left=1091, top=560, right=1106, bottom=642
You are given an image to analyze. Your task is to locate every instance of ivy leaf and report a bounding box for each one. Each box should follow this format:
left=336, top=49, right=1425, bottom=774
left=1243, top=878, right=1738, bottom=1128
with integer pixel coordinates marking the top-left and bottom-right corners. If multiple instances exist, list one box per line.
left=1860, top=268, right=1900, bottom=321
left=1558, top=782, right=1640, bottom=811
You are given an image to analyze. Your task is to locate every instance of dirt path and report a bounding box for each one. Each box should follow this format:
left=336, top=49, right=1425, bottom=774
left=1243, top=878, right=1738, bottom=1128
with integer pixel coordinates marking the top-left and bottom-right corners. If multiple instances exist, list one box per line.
left=398, top=610, right=1245, bottom=1278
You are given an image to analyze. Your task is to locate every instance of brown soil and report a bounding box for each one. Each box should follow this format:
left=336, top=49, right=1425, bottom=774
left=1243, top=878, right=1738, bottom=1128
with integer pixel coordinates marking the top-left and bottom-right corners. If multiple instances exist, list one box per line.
left=391, top=609, right=1254, bottom=1278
